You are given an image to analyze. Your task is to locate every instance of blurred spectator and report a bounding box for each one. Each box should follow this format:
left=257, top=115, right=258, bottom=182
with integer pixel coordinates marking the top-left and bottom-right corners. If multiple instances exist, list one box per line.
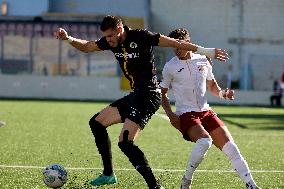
left=43, top=65, right=48, bottom=76
left=270, top=80, right=282, bottom=107
left=281, top=68, right=284, bottom=89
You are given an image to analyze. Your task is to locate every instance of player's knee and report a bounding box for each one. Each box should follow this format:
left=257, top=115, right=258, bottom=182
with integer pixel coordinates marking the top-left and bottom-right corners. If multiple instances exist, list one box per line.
left=118, top=130, right=133, bottom=152
left=118, top=130, right=144, bottom=157
left=89, top=113, right=99, bottom=126
left=118, top=140, right=132, bottom=153
left=193, top=137, right=212, bottom=160
left=196, top=137, right=213, bottom=150
left=89, top=113, right=105, bottom=132
left=118, top=130, right=148, bottom=167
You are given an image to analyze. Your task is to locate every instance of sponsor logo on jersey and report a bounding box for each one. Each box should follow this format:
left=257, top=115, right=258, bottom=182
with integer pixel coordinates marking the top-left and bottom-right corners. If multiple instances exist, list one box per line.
left=198, top=65, right=205, bottom=72
left=178, top=67, right=184, bottom=72
left=115, top=52, right=140, bottom=59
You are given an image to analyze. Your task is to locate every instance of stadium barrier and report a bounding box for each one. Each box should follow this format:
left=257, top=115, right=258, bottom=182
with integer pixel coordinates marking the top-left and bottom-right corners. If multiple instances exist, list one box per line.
left=0, top=75, right=273, bottom=106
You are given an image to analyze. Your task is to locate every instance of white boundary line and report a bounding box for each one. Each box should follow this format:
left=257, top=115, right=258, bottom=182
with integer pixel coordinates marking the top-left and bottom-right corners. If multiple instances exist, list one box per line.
left=154, top=113, right=284, bottom=137
left=0, top=165, right=283, bottom=173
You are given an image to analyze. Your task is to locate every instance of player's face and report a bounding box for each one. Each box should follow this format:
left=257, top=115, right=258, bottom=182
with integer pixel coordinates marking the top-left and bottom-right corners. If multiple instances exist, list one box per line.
left=174, top=39, right=191, bottom=60
left=102, top=27, right=121, bottom=47
left=174, top=48, right=189, bottom=59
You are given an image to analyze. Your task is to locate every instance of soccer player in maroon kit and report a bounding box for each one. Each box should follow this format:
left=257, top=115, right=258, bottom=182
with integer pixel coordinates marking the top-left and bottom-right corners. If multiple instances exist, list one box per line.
left=161, top=28, right=261, bottom=189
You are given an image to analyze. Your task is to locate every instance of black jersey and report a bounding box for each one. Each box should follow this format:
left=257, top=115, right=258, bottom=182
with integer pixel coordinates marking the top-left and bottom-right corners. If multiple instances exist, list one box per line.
left=96, top=26, right=160, bottom=90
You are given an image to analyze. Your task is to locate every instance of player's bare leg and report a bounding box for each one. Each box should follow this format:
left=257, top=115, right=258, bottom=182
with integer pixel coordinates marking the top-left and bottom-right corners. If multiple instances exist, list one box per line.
left=94, top=106, right=122, bottom=126
left=210, top=126, right=261, bottom=189
left=118, top=119, right=141, bottom=141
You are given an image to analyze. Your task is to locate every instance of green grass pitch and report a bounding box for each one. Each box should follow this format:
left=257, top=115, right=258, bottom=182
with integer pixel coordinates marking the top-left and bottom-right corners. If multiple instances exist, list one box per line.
left=0, top=100, right=283, bottom=188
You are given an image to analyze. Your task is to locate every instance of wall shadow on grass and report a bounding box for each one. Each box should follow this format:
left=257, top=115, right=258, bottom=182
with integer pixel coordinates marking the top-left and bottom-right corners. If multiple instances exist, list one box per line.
left=218, top=113, right=284, bottom=130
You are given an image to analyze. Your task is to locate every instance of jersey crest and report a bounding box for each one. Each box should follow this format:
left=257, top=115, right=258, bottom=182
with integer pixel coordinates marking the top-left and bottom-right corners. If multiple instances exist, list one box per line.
left=130, top=42, right=138, bottom=49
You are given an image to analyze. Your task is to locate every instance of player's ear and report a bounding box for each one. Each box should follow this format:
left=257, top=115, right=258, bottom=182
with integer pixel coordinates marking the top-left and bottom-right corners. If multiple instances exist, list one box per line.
left=117, top=25, right=123, bottom=33
left=185, top=38, right=191, bottom=43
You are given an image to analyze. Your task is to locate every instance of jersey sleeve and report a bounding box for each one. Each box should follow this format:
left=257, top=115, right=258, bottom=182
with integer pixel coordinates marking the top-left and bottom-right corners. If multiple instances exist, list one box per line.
left=95, top=37, right=110, bottom=50
left=206, top=63, right=215, bottom=80
left=160, top=63, right=173, bottom=88
left=142, top=30, right=161, bottom=46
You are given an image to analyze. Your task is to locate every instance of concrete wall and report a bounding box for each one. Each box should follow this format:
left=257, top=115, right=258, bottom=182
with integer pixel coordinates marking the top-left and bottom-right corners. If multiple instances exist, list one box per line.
left=0, top=0, right=283, bottom=102
left=2, top=0, right=283, bottom=89
left=0, top=75, right=273, bottom=106
left=0, top=0, right=49, bottom=16
left=150, top=0, right=284, bottom=90
left=49, top=0, right=150, bottom=27
left=49, top=0, right=147, bottom=17
left=0, top=75, right=128, bottom=101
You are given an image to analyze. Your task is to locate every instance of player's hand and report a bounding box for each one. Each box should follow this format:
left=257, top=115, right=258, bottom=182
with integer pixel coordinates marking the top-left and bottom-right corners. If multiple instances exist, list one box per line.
left=54, top=28, right=68, bottom=40
left=168, top=112, right=180, bottom=130
left=224, top=88, right=234, bottom=100
left=215, top=49, right=229, bottom=62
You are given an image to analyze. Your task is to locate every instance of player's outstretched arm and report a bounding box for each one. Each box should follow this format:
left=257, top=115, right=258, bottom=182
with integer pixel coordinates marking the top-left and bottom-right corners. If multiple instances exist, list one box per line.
left=54, top=28, right=101, bottom=53
left=158, top=35, right=229, bottom=62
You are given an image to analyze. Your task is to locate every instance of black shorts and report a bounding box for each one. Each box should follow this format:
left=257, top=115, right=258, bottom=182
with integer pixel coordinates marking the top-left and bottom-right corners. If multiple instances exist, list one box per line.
left=110, top=89, right=161, bottom=129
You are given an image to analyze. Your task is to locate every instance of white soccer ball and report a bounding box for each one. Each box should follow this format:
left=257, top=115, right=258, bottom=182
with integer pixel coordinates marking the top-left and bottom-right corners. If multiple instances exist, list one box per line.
left=0, top=121, right=6, bottom=127
left=43, top=164, right=67, bottom=188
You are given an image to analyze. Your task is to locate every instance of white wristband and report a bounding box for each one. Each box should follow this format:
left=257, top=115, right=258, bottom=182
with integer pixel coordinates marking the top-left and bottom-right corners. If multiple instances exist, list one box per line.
left=218, top=90, right=226, bottom=99
left=196, top=47, right=215, bottom=59
left=66, top=36, right=75, bottom=43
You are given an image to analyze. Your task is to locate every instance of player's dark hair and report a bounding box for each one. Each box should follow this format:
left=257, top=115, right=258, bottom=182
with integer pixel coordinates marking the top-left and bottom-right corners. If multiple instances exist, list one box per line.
left=100, top=15, right=122, bottom=31
left=168, top=28, right=190, bottom=40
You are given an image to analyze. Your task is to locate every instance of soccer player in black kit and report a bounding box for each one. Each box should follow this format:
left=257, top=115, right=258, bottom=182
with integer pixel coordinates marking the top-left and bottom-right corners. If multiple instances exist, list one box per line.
left=55, top=15, right=228, bottom=188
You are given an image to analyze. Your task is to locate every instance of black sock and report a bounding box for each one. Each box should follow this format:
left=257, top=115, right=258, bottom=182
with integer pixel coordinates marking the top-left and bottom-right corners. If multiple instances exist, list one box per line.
left=118, top=131, right=157, bottom=188
left=136, top=164, right=158, bottom=189
left=89, top=115, right=113, bottom=176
